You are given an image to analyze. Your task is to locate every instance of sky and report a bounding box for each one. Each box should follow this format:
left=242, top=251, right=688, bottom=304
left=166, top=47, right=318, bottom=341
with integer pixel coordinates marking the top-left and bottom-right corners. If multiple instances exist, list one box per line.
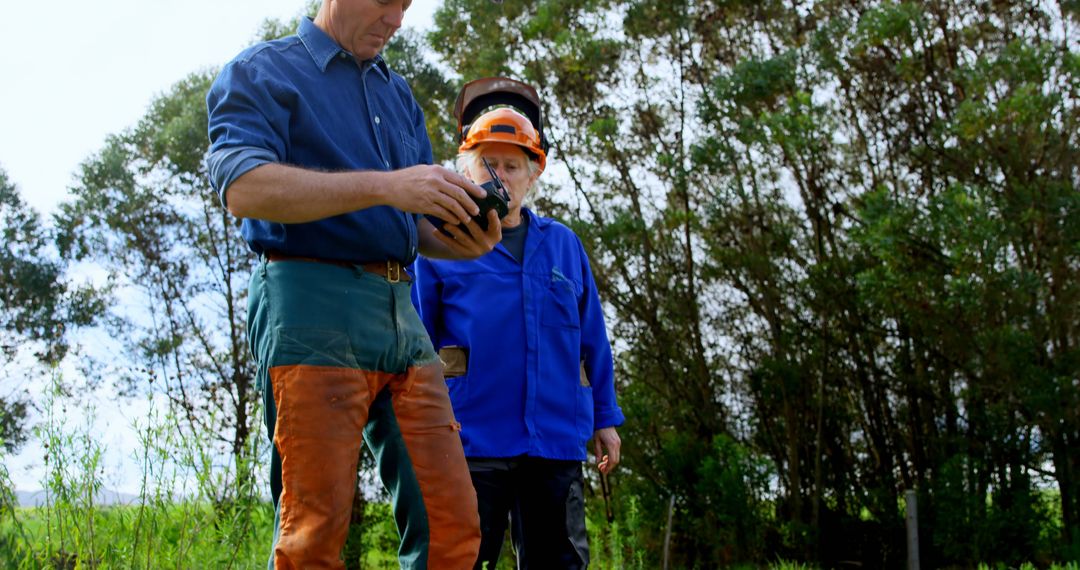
left=0, top=0, right=441, bottom=217
left=1, top=0, right=443, bottom=494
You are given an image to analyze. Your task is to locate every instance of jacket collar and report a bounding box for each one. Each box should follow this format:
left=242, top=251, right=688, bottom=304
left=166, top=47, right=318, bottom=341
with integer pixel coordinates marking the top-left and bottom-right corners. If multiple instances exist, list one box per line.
left=523, top=207, right=554, bottom=230
left=520, top=208, right=552, bottom=265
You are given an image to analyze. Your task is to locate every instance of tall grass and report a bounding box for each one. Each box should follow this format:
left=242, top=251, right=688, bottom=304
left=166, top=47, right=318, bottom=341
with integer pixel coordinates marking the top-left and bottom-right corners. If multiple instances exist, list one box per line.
left=0, top=410, right=33, bottom=568
left=588, top=491, right=647, bottom=569
left=3, top=375, right=1077, bottom=568
left=0, top=374, right=272, bottom=569
left=36, top=380, right=106, bottom=568
left=977, top=563, right=1080, bottom=570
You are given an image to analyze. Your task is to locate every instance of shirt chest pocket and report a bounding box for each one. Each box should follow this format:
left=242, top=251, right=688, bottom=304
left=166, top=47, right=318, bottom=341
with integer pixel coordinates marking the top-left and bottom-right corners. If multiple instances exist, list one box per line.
left=387, top=130, right=419, bottom=168
left=540, top=270, right=581, bottom=329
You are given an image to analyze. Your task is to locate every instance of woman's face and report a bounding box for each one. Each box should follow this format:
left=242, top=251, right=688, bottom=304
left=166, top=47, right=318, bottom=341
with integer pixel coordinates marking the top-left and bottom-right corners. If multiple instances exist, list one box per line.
left=470, top=142, right=540, bottom=221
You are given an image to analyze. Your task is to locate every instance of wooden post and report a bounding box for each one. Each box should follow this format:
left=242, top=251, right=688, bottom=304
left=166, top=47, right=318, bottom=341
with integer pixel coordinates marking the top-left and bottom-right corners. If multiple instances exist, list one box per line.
left=662, top=494, right=675, bottom=570
left=905, top=489, right=920, bottom=570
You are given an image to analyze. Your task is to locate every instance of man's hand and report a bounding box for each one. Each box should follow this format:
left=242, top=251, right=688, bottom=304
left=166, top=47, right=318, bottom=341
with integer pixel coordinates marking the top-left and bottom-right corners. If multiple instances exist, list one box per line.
left=593, top=427, right=621, bottom=475
left=383, top=164, right=488, bottom=225
left=418, top=211, right=502, bottom=260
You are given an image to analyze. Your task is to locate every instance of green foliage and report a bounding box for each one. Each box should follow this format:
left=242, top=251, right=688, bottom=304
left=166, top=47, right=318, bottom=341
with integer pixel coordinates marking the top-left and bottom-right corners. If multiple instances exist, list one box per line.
left=770, top=561, right=816, bottom=570
left=431, top=0, right=1080, bottom=567
left=356, top=502, right=405, bottom=569
left=0, top=168, right=100, bottom=367
left=691, top=435, right=773, bottom=561
left=0, top=373, right=272, bottom=569
left=253, top=1, right=318, bottom=43
left=383, top=29, right=459, bottom=164
left=1, top=2, right=1077, bottom=568
left=853, top=2, right=924, bottom=50
left=0, top=167, right=103, bottom=454
left=717, top=52, right=798, bottom=112
left=0, top=398, right=28, bottom=453
left=54, top=70, right=262, bottom=489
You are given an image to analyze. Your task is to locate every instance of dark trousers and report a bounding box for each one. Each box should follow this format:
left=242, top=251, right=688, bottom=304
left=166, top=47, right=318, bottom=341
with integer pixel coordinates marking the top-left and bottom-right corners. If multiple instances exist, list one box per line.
left=469, top=457, right=589, bottom=570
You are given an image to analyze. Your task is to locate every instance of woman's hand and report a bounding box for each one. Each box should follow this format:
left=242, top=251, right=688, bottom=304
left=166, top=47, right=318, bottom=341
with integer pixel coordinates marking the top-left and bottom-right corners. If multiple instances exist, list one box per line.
left=593, top=427, right=622, bottom=475
left=417, top=211, right=502, bottom=260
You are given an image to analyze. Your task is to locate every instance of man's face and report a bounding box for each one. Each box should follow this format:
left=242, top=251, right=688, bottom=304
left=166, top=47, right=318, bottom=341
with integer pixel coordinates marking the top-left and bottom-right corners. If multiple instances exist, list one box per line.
left=320, top=0, right=411, bottom=60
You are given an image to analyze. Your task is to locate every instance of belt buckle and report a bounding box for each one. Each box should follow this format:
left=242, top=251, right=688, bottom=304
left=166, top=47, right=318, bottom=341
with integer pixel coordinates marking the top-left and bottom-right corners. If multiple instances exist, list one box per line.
left=386, top=260, right=401, bottom=283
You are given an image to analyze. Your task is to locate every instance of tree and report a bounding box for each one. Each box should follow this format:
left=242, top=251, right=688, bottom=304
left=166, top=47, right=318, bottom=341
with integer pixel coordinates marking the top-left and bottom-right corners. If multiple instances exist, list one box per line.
left=429, top=1, right=1080, bottom=566
left=432, top=1, right=764, bottom=565
left=55, top=68, right=261, bottom=506
left=0, top=167, right=100, bottom=452
left=383, top=28, right=460, bottom=164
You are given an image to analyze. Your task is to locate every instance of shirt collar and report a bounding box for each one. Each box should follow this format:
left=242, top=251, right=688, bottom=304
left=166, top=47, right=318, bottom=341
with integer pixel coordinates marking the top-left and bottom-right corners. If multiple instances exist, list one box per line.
left=297, top=17, right=391, bottom=81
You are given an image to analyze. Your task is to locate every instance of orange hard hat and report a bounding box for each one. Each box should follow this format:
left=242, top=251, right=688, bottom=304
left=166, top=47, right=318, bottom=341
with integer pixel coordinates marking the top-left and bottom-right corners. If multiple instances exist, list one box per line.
left=459, top=107, right=547, bottom=174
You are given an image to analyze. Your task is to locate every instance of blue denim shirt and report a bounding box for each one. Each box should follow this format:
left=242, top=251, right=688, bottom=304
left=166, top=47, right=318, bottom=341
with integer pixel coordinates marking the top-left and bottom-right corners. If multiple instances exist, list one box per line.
left=206, top=18, right=431, bottom=263
left=411, top=209, right=626, bottom=461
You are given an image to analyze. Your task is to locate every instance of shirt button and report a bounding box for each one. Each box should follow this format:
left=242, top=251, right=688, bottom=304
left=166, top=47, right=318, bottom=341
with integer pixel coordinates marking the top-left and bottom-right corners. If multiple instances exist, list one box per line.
left=375, top=115, right=381, bottom=125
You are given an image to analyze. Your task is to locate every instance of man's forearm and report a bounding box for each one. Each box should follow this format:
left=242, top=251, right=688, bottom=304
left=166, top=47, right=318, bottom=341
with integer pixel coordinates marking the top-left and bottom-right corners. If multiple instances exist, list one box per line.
left=225, top=163, right=392, bottom=223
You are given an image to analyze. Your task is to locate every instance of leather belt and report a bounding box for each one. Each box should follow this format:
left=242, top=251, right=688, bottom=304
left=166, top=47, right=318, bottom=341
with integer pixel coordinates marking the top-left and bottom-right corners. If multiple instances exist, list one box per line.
left=264, top=252, right=410, bottom=283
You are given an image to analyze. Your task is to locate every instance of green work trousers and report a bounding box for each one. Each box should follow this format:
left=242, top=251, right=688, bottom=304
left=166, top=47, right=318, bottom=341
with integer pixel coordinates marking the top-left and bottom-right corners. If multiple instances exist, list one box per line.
left=248, top=257, right=480, bottom=569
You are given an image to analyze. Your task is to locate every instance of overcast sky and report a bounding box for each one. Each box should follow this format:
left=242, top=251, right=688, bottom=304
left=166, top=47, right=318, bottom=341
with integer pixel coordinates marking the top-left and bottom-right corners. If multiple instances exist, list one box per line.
left=0, top=0, right=441, bottom=217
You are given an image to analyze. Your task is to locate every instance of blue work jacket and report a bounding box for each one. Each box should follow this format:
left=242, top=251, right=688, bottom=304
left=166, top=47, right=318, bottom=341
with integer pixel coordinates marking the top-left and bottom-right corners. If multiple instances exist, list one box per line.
left=411, top=209, right=625, bottom=461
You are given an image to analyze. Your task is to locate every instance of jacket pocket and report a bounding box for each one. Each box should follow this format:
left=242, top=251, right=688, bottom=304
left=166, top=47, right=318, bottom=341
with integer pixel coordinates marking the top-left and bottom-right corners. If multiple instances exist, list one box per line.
left=540, top=268, right=581, bottom=329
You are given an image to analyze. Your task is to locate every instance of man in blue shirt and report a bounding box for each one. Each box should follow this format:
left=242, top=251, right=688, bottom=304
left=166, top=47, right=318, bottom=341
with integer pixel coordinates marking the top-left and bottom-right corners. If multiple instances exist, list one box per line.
left=206, top=1, right=501, bottom=568
left=412, top=105, right=625, bottom=569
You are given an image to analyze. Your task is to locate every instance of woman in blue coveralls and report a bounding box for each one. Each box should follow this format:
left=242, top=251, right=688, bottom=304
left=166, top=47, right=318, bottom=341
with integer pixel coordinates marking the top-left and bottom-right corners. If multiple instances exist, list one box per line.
left=411, top=106, right=625, bottom=570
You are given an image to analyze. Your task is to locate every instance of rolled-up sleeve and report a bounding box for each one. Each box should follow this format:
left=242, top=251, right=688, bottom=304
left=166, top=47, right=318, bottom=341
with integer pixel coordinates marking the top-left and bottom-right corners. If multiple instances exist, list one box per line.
left=206, top=146, right=278, bottom=207
left=206, top=58, right=289, bottom=206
